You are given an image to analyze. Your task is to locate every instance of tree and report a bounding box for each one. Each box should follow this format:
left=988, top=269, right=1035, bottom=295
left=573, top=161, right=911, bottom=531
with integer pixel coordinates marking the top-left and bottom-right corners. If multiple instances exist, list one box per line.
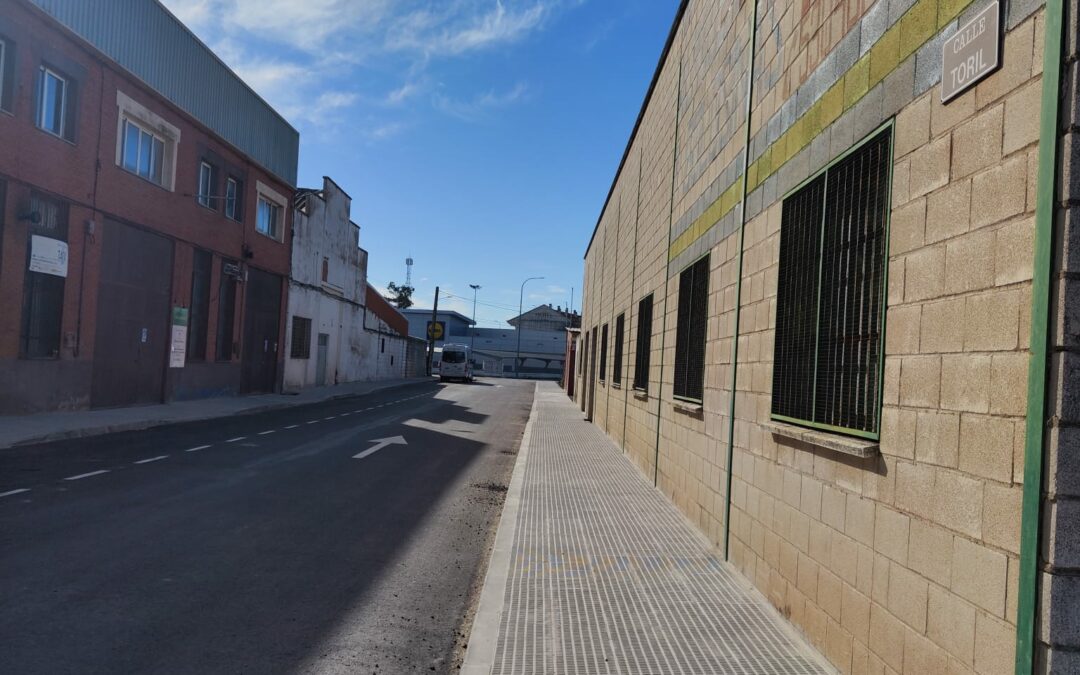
left=386, top=282, right=414, bottom=309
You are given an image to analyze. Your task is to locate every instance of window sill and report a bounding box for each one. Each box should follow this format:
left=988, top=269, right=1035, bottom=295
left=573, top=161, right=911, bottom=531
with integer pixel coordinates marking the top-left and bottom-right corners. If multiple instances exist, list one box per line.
left=254, top=229, right=283, bottom=243
left=762, top=420, right=879, bottom=458
left=673, top=400, right=703, bottom=416
left=633, top=389, right=649, bottom=401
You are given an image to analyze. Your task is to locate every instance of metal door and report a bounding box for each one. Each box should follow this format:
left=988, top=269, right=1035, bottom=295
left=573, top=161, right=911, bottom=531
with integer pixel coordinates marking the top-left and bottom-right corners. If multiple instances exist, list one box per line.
left=91, top=221, right=173, bottom=408
left=587, top=327, right=597, bottom=421
left=241, top=267, right=282, bottom=393
left=315, top=333, right=329, bottom=386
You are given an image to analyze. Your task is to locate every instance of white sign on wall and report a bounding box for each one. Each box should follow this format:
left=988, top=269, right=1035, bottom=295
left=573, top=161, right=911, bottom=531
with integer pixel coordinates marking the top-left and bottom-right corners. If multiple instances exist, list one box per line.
left=29, top=235, right=69, bottom=277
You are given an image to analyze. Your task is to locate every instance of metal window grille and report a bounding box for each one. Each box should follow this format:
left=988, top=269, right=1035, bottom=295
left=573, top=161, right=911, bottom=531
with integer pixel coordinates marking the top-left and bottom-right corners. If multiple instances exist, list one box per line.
left=633, top=294, right=653, bottom=391
left=673, top=255, right=709, bottom=401
left=290, top=316, right=312, bottom=359
left=771, top=127, right=891, bottom=437
left=599, top=324, right=609, bottom=382
left=613, top=313, right=625, bottom=385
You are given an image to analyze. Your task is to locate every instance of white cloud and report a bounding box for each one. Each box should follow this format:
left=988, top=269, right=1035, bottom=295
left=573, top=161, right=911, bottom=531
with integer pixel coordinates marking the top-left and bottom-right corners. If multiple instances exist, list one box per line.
left=386, top=1, right=548, bottom=57
left=434, top=82, right=529, bottom=121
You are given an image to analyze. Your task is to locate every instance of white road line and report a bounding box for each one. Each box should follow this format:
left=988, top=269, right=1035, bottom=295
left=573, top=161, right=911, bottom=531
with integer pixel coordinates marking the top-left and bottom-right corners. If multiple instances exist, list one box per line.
left=306, top=420, right=319, bottom=425
left=257, top=430, right=276, bottom=436
left=65, top=470, right=110, bottom=481
left=185, top=444, right=211, bottom=453
left=134, top=455, right=168, bottom=465
left=324, top=416, right=337, bottom=420
left=0, top=488, right=30, bottom=498
left=283, top=424, right=299, bottom=429
left=353, top=409, right=364, bottom=413
left=339, top=413, right=351, bottom=417
left=225, top=436, right=246, bottom=443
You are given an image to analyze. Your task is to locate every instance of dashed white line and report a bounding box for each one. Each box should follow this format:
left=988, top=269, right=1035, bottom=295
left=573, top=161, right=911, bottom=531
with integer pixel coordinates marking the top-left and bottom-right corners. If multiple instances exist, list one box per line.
left=0, top=488, right=30, bottom=498
left=65, top=470, right=110, bottom=481
left=225, top=436, right=246, bottom=443
left=323, top=416, right=337, bottom=421
left=134, top=455, right=168, bottom=464
left=306, top=420, right=319, bottom=425
left=185, top=444, right=211, bottom=453
left=257, top=430, right=276, bottom=436
left=283, top=424, right=299, bottom=429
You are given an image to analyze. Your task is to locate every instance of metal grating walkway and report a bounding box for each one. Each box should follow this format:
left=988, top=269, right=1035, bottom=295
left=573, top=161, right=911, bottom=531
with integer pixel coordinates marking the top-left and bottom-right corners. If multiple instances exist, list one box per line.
left=489, top=384, right=832, bottom=674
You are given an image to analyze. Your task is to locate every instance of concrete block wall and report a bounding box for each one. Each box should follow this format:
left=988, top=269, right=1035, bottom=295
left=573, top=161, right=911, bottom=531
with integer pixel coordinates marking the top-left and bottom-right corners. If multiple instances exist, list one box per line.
left=576, top=0, right=1065, bottom=672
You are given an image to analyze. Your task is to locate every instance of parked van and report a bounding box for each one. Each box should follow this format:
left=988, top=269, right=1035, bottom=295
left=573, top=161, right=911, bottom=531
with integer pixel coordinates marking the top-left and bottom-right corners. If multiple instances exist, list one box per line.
left=440, top=344, right=473, bottom=383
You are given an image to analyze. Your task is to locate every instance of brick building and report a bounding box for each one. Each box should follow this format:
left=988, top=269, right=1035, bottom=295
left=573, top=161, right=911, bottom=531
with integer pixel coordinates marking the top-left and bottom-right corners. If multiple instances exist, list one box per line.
left=576, top=0, right=1078, bottom=672
left=0, top=0, right=298, bottom=413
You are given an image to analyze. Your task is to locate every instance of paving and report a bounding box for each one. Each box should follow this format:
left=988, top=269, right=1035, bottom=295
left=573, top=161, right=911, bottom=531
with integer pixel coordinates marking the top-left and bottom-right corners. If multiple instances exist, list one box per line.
left=0, top=376, right=424, bottom=450
left=464, top=383, right=833, bottom=675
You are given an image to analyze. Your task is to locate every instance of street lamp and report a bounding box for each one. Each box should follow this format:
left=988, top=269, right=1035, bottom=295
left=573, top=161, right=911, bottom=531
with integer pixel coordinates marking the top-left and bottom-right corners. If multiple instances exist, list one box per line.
left=469, top=284, right=481, bottom=361
left=516, top=276, right=544, bottom=379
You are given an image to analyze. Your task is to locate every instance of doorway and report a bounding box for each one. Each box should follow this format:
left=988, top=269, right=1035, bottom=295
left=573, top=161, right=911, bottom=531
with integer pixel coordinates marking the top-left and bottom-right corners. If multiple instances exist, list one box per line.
left=315, top=333, right=329, bottom=386
left=241, top=267, right=282, bottom=393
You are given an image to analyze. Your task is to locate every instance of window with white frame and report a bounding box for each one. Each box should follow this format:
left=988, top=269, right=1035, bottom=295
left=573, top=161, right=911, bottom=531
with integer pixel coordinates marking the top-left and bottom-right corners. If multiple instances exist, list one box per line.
left=198, top=162, right=213, bottom=208
left=255, top=181, right=286, bottom=241
left=225, top=177, right=239, bottom=220
left=121, top=118, right=165, bottom=185
left=115, top=91, right=180, bottom=191
left=37, top=67, right=69, bottom=138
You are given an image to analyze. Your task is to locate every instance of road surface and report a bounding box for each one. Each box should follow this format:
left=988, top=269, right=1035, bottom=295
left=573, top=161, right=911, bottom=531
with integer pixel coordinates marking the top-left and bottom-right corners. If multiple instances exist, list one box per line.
left=0, top=378, right=534, bottom=674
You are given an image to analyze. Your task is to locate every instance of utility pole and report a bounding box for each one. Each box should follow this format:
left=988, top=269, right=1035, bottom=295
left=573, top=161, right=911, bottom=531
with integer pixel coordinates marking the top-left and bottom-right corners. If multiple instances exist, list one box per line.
left=427, top=286, right=439, bottom=377
left=516, top=277, right=544, bottom=378
left=469, top=284, right=481, bottom=356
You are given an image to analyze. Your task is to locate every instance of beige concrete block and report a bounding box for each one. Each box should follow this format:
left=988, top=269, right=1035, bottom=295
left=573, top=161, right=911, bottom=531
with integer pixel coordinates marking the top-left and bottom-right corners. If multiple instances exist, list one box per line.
left=893, top=158, right=912, bottom=207
left=1003, top=79, right=1042, bottom=155
left=1005, top=555, right=1020, bottom=624
left=958, top=415, right=1014, bottom=483
left=842, top=584, right=872, bottom=645
left=798, top=552, right=821, bottom=600
left=975, top=17, right=1035, bottom=109
left=983, top=483, right=1022, bottom=554
left=874, top=504, right=910, bottom=564
left=802, top=475, right=823, bottom=521
left=932, top=83, right=975, bottom=137
left=888, top=563, right=929, bottom=632
left=994, top=217, right=1035, bottom=285
left=846, top=496, right=877, bottom=547
left=896, top=461, right=935, bottom=521
left=909, top=518, right=954, bottom=586
left=896, top=94, right=932, bottom=158
left=852, top=640, right=871, bottom=675
left=864, top=454, right=898, bottom=505
left=945, top=229, right=996, bottom=295
left=884, top=358, right=902, bottom=407
left=900, top=355, right=942, bottom=408
left=916, top=410, right=960, bottom=468
left=857, top=543, right=876, bottom=597
left=833, top=531, right=861, bottom=586
left=886, top=304, right=922, bottom=355
left=891, top=198, right=927, bottom=255
left=822, top=485, right=848, bottom=532
left=810, top=518, right=833, bottom=565
left=951, top=105, right=1004, bottom=180
left=805, top=602, right=829, bottom=651
left=951, top=537, right=1007, bottom=616
left=941, top=354, right=991, bottom=413
left=873, top=554, right=890, bottom=604
left=990, top=352, right=1028, bottom=416
left=964, top=290, right=1021, bottom=352
left=889, top=258, right=906, bottom=306
left=869, top=603, right=906, bottom=672
left=826, top=619, right=854, bottom=673
left=881, top=406, right=917, bottom=459
left=970, top=155, right=1027, bottom=229
left=927, top=584, right=977, bottom=665
left=910, top=135, right=951, bottom=198
left=926, top=179, right=971, bottom=245
left=974, top=612, right=1016, bottom=675
left=921, top=297, right=965, bottom=353
left=904, top=245, right=946, bottom=301
left=819, top=567, right=844, bottom=620
left=933, top=469, right=984, bottom=538
left=904, top=630, right=950, bottom=675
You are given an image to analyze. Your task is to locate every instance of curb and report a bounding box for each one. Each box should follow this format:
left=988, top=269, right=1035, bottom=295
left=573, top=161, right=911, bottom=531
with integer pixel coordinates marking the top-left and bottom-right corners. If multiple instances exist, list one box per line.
left=460, top=380, right=539, bottom=675
left=2, top=379, right=435, bottom=450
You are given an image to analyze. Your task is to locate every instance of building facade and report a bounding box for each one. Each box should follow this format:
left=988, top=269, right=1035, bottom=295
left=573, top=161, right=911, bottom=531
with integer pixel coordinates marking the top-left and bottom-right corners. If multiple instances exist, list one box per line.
left=576, top=0, right=1078, bottom=673
left=0, top=0, right=297, bottom=413
left=507, top=303, right=581, bottom=332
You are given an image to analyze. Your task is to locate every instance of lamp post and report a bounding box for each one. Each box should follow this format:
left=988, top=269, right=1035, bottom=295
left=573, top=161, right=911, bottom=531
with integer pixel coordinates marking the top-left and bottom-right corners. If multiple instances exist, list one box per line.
left=516, top=276, right=544, bottom=379
left=469, top=283, right=481, bottom=363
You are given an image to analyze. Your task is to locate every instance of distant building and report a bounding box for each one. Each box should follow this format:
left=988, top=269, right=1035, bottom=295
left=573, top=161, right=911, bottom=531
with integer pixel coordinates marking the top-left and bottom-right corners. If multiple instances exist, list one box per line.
left=508, top=304, right=581, bottom=331
left=401, top=308, right=474, bottom=346
left=0, top=0, right=298, bottom=413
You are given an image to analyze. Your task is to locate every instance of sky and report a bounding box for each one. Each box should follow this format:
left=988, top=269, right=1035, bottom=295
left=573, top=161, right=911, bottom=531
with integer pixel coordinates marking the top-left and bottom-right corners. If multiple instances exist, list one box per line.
left=160, top=0, right=677, bottom=328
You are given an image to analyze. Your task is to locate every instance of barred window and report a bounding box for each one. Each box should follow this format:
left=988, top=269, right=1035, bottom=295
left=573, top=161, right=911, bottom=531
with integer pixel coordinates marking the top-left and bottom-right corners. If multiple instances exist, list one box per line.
left=673, top=255, right=709, bottom=401
left=599, top=324, right=609, bottom=382
left=633, top=294, right=653, bottom=391
left=613, top=313, right=625, bottom=385
left=290, top=316, right=312, bottom=359
left=771, top=127, right=891, bottom=438
left=21, top=193, right=68, bottom=358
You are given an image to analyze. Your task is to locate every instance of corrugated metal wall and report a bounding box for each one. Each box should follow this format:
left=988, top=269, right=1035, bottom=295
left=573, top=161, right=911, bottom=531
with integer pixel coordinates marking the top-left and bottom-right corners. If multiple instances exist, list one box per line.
left=29, top=0, right=299, bottom=186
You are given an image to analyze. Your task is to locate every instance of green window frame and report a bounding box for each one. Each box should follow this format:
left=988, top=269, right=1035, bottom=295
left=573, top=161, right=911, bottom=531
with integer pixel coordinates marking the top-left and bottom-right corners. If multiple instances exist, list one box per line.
left=771, top=124, right=893, bottom=440
left=673, top=254, right=709, bottom=402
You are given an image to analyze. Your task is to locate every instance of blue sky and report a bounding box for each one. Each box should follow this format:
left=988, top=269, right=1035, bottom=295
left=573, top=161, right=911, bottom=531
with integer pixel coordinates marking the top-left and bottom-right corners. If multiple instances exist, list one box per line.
left=161, top=0, right=677, bottom=327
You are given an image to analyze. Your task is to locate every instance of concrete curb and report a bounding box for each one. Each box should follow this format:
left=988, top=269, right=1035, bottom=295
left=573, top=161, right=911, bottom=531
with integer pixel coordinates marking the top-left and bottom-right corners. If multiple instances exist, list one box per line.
left=1, top=379, right=434, bottom=450
left=460, top=381, right=538, bottom=675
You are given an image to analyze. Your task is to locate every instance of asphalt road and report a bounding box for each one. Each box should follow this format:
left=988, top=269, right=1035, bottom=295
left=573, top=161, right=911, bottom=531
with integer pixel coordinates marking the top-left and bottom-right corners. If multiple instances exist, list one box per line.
left=0, top=378, right=534, bottom=674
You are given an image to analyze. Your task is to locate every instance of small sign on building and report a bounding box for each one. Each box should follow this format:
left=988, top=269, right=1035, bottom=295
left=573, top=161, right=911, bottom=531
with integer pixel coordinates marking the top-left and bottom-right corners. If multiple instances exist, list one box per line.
left=941, top=1, right=1000, bottom=103
left=170, top=306, right=188, bottom=368
left=29, top=235, right=69, bottom=277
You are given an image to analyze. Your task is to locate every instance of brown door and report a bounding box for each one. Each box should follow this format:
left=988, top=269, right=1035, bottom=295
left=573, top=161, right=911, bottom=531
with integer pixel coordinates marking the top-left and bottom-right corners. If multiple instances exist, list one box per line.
left=91, top=221, right=173, bottom=408
left=586, top=327, right=597, bottom=421
left=241, top=267, right=282, bottom=393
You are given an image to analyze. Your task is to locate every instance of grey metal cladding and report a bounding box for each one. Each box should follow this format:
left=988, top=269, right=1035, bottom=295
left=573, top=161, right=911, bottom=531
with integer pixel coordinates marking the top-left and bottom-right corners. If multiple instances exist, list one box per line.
left=29, top=0, right=299, bottom=186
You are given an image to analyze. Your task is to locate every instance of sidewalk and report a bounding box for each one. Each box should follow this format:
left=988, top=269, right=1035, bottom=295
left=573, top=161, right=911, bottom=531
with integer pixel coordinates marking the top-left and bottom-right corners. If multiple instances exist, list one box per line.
left=0, top=377, right=430, bottom=450
left=464, top=382, right=833, bottom=675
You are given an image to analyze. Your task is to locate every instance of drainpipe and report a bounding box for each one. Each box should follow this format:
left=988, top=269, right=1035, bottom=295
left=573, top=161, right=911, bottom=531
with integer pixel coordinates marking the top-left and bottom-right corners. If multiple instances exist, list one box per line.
left=723, top=0, right=760, bottom=561
left=1015, top=0, right=1064, bottom=672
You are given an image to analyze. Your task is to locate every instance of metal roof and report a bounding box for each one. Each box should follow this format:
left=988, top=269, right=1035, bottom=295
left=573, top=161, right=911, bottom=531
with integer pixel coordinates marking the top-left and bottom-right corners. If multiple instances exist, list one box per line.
left=27, top=0, right=300, bottom=186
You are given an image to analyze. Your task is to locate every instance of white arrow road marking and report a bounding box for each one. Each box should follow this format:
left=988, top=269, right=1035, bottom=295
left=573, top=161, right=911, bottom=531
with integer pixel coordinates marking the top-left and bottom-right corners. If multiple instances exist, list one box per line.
left=353, top=435, right=408, bottom=460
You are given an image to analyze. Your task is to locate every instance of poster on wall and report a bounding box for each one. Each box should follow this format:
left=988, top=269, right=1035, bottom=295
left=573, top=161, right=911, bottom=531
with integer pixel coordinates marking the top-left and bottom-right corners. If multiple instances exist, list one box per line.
left=29, top=235, right=69, bottom=277
left=170, top=306, right=188, bottom=368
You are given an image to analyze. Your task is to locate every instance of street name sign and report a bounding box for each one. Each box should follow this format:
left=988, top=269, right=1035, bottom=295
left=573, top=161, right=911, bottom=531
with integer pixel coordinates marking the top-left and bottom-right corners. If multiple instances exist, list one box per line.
left=941, top=1, right=1000, bottom=103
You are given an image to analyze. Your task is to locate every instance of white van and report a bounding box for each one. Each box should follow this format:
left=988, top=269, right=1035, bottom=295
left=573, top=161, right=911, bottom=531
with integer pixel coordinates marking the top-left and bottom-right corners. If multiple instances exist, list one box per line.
left=440, top=343, right=474, bottom=383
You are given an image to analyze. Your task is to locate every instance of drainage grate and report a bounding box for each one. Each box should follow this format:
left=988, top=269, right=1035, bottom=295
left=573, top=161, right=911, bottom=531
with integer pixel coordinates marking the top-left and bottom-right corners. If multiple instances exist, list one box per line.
left=490, top=386, right=832, bottom=674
